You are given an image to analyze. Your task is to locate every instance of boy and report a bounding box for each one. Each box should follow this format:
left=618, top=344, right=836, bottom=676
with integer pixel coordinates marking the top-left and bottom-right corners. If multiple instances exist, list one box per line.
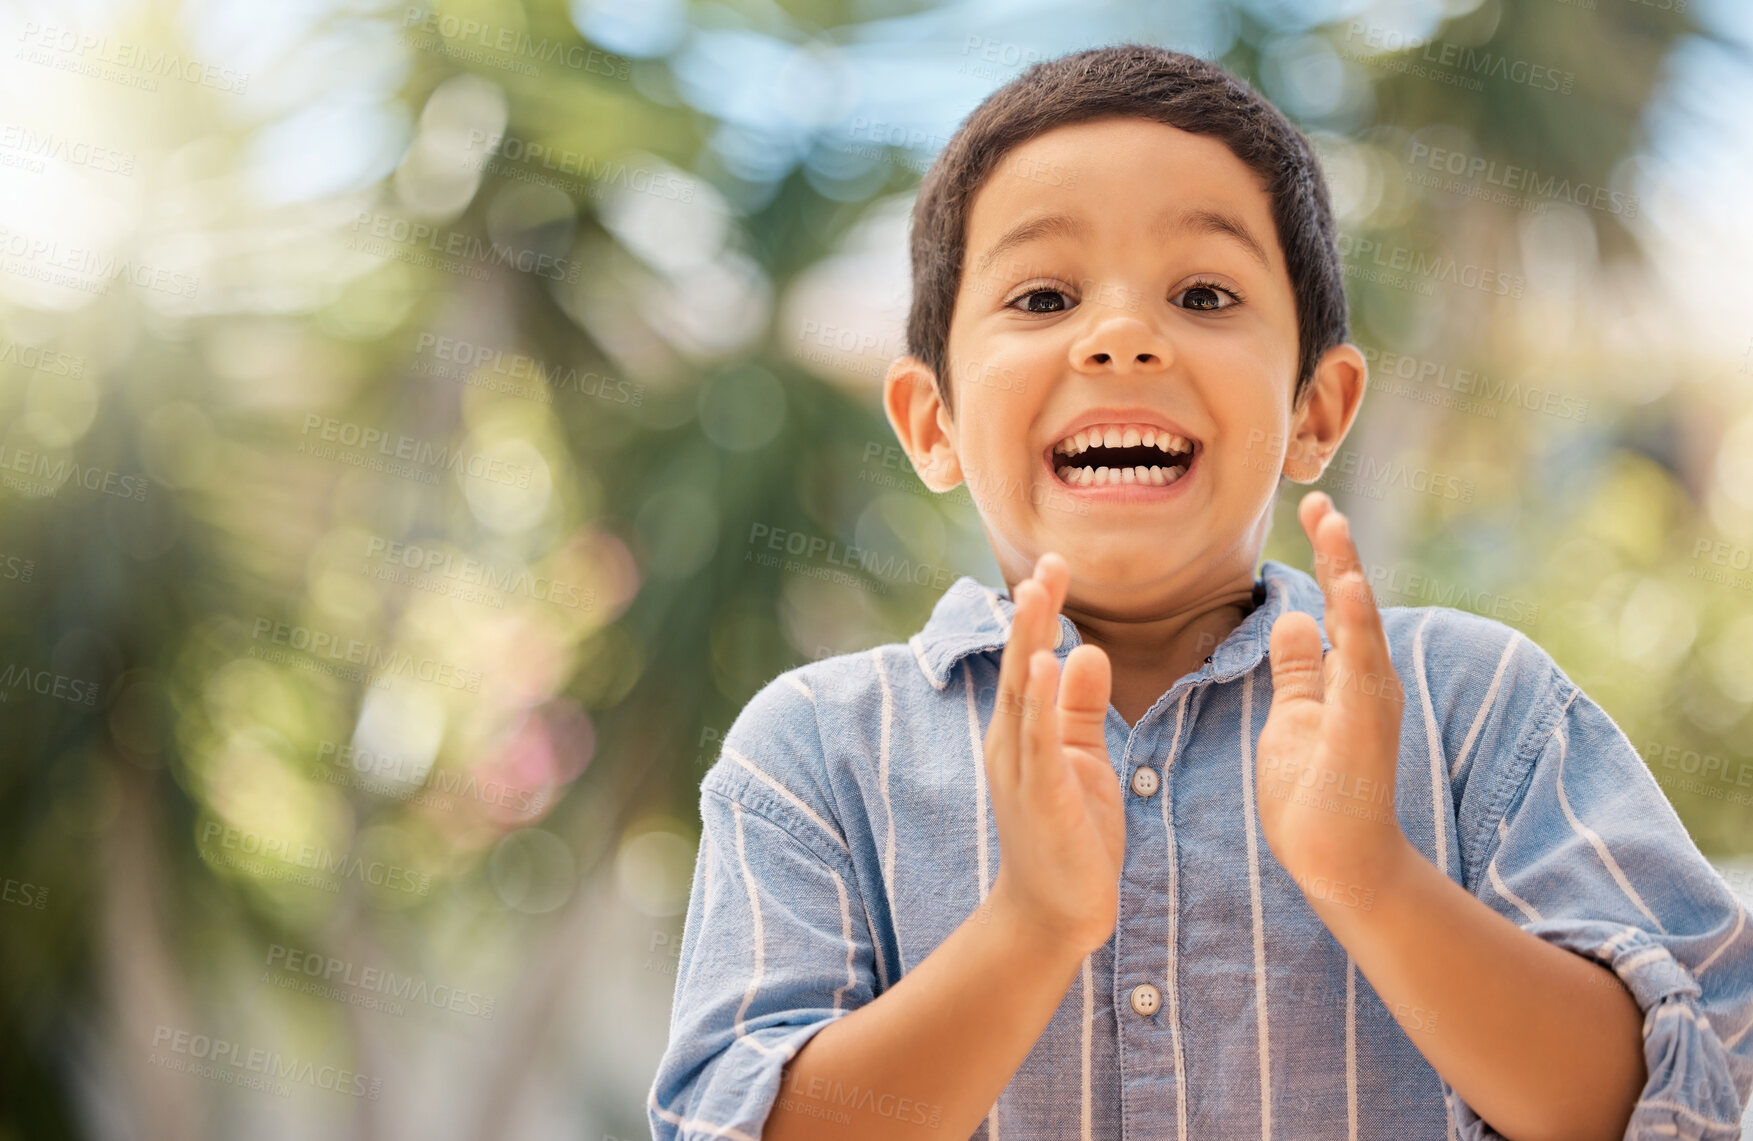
left=648, top=45, right=1753, bottom=1140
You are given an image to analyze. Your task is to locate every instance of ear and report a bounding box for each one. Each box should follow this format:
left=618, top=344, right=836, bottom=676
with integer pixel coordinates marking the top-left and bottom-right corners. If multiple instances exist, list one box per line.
left=1281, top=342, right=1366, bottom=483
left=882, top=355, right=965, bottom=493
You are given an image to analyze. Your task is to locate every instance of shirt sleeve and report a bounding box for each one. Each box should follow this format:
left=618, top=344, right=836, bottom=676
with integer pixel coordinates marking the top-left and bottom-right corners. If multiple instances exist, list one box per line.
left=647, top=679, right=881, bottom=1140
left=1447, top=678, right=1753, bottom=1139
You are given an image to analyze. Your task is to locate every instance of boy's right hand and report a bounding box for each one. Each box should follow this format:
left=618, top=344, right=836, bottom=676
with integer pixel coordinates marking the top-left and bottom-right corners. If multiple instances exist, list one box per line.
left=985, top=553, right=1124, bottom=959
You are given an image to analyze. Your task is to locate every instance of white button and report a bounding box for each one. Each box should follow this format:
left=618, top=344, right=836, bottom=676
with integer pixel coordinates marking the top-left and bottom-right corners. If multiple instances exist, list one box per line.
left=1130, top=982, right=1162, bottom=1017
left=1130, top=765, right=1159, bottom=797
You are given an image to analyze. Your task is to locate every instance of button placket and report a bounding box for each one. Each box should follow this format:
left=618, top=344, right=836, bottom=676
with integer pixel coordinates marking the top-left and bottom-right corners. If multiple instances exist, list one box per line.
left=1114, top=683, right=1198, bottom=1136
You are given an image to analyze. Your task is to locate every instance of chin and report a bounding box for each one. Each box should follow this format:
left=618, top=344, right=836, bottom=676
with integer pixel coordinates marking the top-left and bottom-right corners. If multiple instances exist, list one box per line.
left=1054, top=546, right=1199, bottom=592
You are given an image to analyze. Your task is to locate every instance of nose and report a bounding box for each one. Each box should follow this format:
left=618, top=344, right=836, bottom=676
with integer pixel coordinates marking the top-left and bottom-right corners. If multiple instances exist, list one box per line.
left=1069, top=314, right=1171, bottom=375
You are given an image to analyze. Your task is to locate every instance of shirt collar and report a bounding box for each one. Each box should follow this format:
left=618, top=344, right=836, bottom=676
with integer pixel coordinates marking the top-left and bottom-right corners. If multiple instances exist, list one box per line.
left=907, top=559, right=1332, bottom=692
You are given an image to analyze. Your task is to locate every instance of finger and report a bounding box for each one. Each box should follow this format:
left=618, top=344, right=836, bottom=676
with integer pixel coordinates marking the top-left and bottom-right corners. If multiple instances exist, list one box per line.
left=1034, top=551, right=1069, bottom=631
left=1261, top=611, right=1327, bottom=793
left=1298, top=491, right=1338, bottom=595
left=1312, top=511, right=1403, bottom=751
left=1314, top=510, right=1386, bottom=665
left=1056, top=643, right=1111, bottom=757
left=1267, top=611, right=1325, bottom=707
left=989, top=576, right=1046, bottom=787
left=1018, top=648, right=1064, bottom=798
left=1314, top=506, right=1365, bottom=595
left=1023, top=553, right=1065, bottom=652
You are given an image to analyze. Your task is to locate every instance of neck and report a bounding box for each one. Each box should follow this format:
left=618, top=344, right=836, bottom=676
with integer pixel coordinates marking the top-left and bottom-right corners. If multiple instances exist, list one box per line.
left=1062, top=576, right=1260, bottom=677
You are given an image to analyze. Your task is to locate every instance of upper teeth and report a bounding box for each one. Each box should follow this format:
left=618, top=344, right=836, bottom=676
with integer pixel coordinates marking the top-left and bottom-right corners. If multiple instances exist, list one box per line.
left=1052, top=424, right=1194, bottom=456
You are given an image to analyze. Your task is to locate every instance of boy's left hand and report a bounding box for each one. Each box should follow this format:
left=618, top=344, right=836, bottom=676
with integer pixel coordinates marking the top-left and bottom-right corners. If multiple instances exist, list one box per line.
left=1256, top=491, right=1414, bottom=894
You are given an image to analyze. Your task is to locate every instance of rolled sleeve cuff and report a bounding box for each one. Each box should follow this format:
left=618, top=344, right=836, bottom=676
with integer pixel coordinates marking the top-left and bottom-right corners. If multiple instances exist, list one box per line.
left=649, top=1014, right=848, bottom=1141
left=1442, top=921, right=1749, bottom=1140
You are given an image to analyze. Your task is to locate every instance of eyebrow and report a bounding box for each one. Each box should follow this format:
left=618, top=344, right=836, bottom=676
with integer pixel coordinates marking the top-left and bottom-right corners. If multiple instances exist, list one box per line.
left=968, top=206, right=1271, bottom=276
left=1159, top=207, right=1272, bottom=269
left=971, top=213, right=1090, bottom=275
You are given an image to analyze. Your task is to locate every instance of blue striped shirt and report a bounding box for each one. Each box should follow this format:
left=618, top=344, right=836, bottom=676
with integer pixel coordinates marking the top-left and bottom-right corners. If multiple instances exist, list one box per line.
left=649, top=559, right=1753, bottom=1139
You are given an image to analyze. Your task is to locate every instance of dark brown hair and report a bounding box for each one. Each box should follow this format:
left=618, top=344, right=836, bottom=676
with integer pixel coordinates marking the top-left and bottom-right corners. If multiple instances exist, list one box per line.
left=906, top=43, right=1348, bottom=415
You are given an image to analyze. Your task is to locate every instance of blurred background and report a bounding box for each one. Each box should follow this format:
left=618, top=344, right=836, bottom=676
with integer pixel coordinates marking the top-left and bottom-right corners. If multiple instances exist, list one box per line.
left=2, top=0, right=1751, bottom=1136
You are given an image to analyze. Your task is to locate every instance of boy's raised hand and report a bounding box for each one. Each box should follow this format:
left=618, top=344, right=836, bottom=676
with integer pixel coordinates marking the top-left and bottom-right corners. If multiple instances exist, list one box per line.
left=985, top=553, right=1125, bottom=959
left=1257, top=492, right=1414, bottom=893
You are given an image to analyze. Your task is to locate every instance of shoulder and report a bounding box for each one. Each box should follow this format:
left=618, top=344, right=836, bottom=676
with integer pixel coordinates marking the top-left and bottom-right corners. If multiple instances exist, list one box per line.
left=1380, top=607, right=1601, bottom=868
left=1381, top=604, right=1568, bottom=698
left=1380, top=604, right=1578, bottom=758
left=700, top=641, right=929, bottom=853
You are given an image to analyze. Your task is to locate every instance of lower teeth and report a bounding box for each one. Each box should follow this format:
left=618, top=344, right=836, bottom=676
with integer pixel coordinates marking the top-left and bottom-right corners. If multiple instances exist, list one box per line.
left=1054, top=463, right=1185, bottom=487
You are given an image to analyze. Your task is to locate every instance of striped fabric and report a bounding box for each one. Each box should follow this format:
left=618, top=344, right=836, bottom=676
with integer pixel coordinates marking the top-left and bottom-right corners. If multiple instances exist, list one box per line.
left=649, top=560, right=1753, bottom=1139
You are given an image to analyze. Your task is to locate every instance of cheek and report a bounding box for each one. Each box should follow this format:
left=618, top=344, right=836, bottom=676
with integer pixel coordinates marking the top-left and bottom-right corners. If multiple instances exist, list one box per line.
left=1202, top=377, right=1294, bottom=486
left=959, top=421, right=1022, bottom=482
left=957, top=383, right=1033, bottom=448
left=947, top=339, right=1042, bottom=403
left=1194, top=335, right=1294, bottom=418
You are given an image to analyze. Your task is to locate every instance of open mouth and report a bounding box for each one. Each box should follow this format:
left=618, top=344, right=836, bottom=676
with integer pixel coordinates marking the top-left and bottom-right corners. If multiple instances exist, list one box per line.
left=1046, top=425, right=1198, bottom=489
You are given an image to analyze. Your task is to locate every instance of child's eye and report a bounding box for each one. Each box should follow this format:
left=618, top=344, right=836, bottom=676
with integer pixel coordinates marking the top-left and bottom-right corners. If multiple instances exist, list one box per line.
left=1174, top=281, right=1243, bottom=311
left=1006, top=287, right=1074, bottom=314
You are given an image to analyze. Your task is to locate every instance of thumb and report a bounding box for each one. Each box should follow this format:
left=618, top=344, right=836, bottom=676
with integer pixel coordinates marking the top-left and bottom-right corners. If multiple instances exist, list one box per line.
left=1268, top=611, right=1326, bottom=706
left=1056, top=643, right=1111, bottom=753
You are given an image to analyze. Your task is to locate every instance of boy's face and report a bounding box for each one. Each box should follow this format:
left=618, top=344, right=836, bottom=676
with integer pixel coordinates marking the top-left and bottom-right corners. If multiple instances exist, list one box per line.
left=886, top=116, right=1364, bottom=614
